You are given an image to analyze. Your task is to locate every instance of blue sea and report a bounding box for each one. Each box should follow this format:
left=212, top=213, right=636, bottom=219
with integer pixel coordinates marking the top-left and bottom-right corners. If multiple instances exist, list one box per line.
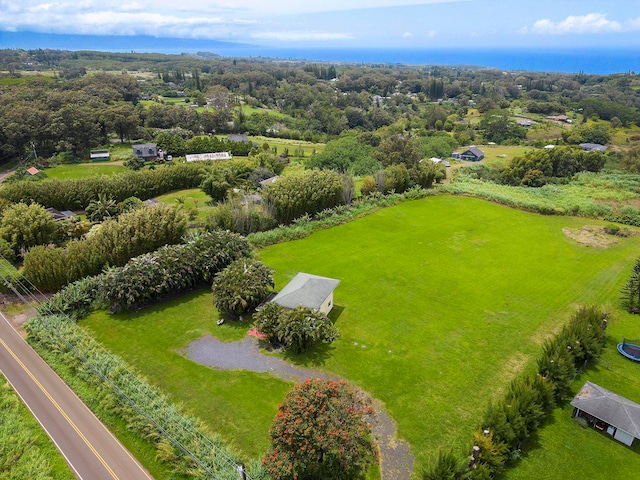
left=206, top=47, right=640, bottom=75
left=2, top=32, right=639, bottom=74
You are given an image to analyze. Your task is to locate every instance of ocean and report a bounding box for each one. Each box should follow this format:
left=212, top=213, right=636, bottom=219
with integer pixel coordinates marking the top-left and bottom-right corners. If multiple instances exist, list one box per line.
left=203, top=47, right=640, bottom=75
left=2, top=32, right=639, bottom=74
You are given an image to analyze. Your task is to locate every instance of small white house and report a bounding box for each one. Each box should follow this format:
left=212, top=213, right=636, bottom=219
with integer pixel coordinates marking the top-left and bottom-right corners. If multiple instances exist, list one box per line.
left=270, top=273, right=340, bottom=315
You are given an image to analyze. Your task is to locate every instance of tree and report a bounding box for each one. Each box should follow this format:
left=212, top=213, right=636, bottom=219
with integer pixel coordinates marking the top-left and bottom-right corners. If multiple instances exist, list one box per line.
left=0, top=202, right=58, bottom=253
left=478, top=111, right=526, bottom=144
left=212, top=258, right=274, bottom=317
left=103, top=104, right=140, bottom=143
left=263, top=379, right=377, bottom=480
left=307, top=137, right=378, bottom=175
left=621, top=256, right=640, bottom=312
left=374, top=134, right=421, bottom=168
left=85, top=194, right=118, bottom=222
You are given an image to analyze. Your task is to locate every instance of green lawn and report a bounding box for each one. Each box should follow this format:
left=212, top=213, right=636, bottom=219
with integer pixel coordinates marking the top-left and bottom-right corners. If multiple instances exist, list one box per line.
left=248, top=136, right=324, bottom=159
left=82, top=195, right=640, bottom=475
left=82, top=289, right=291, bottom=460
left=155, top=187, right=215, bottom=222
left=257, top=195, right=640, bottom=470
left=45, top=163, right=127, bottom=180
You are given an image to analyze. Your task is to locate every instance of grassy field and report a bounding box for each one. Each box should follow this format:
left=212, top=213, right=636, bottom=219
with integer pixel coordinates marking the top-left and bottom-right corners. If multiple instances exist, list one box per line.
left=80, top=195, right=640, bottom=476
left=44, top=163, right=128, bottom=180
left=155, top=187, right=215, bottom=222
left=82, top=289, right=291, bottom=460
left=0, top=373, right=75, bottom=479
left=248, top=136, right=324, bottom=159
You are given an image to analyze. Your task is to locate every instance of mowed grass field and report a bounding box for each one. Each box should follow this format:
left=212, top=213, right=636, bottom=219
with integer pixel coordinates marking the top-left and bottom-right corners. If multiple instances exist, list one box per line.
left=44, top=163, right=128, bottom=180
left=82, top=195, right=640, bottom=475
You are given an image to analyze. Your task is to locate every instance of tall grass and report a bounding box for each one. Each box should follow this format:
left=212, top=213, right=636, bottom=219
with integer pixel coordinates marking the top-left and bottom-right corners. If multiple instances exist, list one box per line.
left=0, top=374, right=75, bottom=479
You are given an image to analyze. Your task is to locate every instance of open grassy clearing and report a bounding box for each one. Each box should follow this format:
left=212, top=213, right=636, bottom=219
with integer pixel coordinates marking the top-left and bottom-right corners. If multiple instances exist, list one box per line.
left=257, top=195, right=640, bottom=469
left=155, top=187, right=215, bottom=221
left=248, top=136, right=324, bottom=158
left=44, top=163, right=128, bottom=180
left=0, top=373, right=75, bottom=479
left=83, top=195, right=640, bottom=475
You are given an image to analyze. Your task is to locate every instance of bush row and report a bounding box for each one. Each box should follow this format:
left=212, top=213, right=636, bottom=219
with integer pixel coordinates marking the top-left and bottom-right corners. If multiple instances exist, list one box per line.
left=426, top=305, right=608, bottom=479
left=23, top=205, right=188, bottom=292
left=101, top=230, right=251, bottom=312
left=248, top=187, right=436, bottom=248
left=0, top=162, right=207, bottom=210
left=26, top=314, right=266, bottom=480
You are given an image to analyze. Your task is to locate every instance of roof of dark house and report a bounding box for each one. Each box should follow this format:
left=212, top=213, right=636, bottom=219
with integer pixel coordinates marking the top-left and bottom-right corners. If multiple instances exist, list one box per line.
left=571, top=382, right=640, bottom=437
left=227, top=134, right=250, bottom=143
left=45, top=207, right=76, bottom=221
left=464, top=147, right=484, bottom=157
left=270, top=273, right=340, bottom=311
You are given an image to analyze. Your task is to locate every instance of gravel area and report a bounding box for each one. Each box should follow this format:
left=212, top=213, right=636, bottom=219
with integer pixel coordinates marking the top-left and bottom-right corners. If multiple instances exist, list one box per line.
left=180, top=335, right=414, bottom=479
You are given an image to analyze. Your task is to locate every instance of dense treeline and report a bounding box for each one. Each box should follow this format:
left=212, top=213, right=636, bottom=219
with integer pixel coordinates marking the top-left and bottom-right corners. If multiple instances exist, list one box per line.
left=23, top=205, right=187, bottom=291
left=102, top=230, right=251, bottom=311
left=2, top=48, right=639, bottom=165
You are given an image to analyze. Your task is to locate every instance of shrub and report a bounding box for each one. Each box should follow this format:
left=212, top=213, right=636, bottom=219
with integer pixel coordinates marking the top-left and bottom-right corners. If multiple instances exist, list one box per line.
left=263, top=170, right=345, bottom=224
left=212, top=258, right=274, bottom=317
left=263, top=379, right=376, bottom=480
left=254, top=304, right=339, bottom=353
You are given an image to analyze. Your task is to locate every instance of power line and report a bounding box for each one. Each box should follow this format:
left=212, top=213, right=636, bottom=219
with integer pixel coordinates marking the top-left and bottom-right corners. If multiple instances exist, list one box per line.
left=0, top=261, right=253, bottom=480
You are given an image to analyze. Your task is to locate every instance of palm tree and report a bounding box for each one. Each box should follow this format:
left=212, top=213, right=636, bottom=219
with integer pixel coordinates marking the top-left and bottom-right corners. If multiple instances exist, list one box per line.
left=85, top=193, right=117, bottom=222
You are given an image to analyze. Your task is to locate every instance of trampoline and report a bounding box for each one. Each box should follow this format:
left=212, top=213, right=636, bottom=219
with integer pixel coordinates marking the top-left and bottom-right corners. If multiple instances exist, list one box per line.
left=618, top=339, right=640, bottom=362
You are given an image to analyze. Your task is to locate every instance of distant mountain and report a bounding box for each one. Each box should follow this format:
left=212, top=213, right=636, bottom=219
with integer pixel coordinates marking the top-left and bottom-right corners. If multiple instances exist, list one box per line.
left=0, top=31, right=255, bottom=53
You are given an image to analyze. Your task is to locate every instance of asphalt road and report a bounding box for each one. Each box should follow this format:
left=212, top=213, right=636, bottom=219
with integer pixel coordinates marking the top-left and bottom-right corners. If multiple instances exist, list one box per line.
left=0, top=312, right=154, bottom=480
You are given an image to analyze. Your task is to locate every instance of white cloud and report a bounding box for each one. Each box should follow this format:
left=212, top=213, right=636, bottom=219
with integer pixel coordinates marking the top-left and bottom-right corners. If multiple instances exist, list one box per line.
left=528, top=13, right=624, bottom=35
left=402, top=32, right=413, bottom=38
left=251, top=31, right=355, bottom=41
left=425, top=30, right=436, bottom=38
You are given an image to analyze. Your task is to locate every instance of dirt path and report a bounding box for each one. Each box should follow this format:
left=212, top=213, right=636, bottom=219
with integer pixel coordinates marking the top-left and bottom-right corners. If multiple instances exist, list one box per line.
left=180, top=335, right=414, bottom=479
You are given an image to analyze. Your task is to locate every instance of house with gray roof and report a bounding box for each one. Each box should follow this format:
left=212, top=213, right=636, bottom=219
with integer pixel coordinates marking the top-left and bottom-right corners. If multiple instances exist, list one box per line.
left=269, top=273, right=340, bottom=315
left=571, top=381, right=640, bottom=446
left=453, top=147, right=484, bottom=161
left=133, top=143, right=158, bottom=159
left=579, top=143, right=608, bottom=153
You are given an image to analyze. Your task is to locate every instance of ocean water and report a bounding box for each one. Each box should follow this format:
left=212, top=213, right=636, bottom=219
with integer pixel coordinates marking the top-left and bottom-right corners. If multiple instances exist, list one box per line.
left=205, top=47, right=640, bottom=75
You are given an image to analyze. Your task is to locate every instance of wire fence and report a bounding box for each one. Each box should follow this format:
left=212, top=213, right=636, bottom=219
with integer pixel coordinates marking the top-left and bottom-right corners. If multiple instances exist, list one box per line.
left=0, top=259, right=252, bottom=480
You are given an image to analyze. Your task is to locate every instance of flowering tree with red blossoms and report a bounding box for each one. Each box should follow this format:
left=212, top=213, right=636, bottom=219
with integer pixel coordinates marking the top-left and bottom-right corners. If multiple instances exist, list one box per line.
left=263, top=378, right=378, bottom=480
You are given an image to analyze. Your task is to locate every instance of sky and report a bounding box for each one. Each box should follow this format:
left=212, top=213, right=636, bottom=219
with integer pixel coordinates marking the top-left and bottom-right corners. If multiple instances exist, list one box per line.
left=1, top=0, right=640, bottom=49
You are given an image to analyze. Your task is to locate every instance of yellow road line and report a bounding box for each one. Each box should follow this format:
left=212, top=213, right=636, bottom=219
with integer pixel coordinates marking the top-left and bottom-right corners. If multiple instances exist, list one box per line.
left=0, top=336, right=120, bottom=480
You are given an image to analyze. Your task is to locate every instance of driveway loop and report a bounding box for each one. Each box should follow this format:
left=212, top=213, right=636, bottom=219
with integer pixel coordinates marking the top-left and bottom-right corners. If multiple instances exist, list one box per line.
left=180, top=335, right=414, bottom=479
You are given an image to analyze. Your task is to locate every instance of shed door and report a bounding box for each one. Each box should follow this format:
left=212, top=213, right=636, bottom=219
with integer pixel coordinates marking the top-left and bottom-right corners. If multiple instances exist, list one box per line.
left=614, top=428, right=634, bottom=446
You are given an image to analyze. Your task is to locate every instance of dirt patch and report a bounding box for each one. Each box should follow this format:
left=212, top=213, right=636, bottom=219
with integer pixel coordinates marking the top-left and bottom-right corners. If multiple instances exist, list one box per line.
left=180, top=335, right=414, bottom=479
left=562, top=226, right=620, bottom=249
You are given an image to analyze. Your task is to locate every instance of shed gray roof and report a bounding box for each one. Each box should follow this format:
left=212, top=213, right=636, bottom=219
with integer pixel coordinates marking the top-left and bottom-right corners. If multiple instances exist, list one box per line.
left=571, top=382, right=640, bottom=437
left=270, top=273, right=340, bottom=311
